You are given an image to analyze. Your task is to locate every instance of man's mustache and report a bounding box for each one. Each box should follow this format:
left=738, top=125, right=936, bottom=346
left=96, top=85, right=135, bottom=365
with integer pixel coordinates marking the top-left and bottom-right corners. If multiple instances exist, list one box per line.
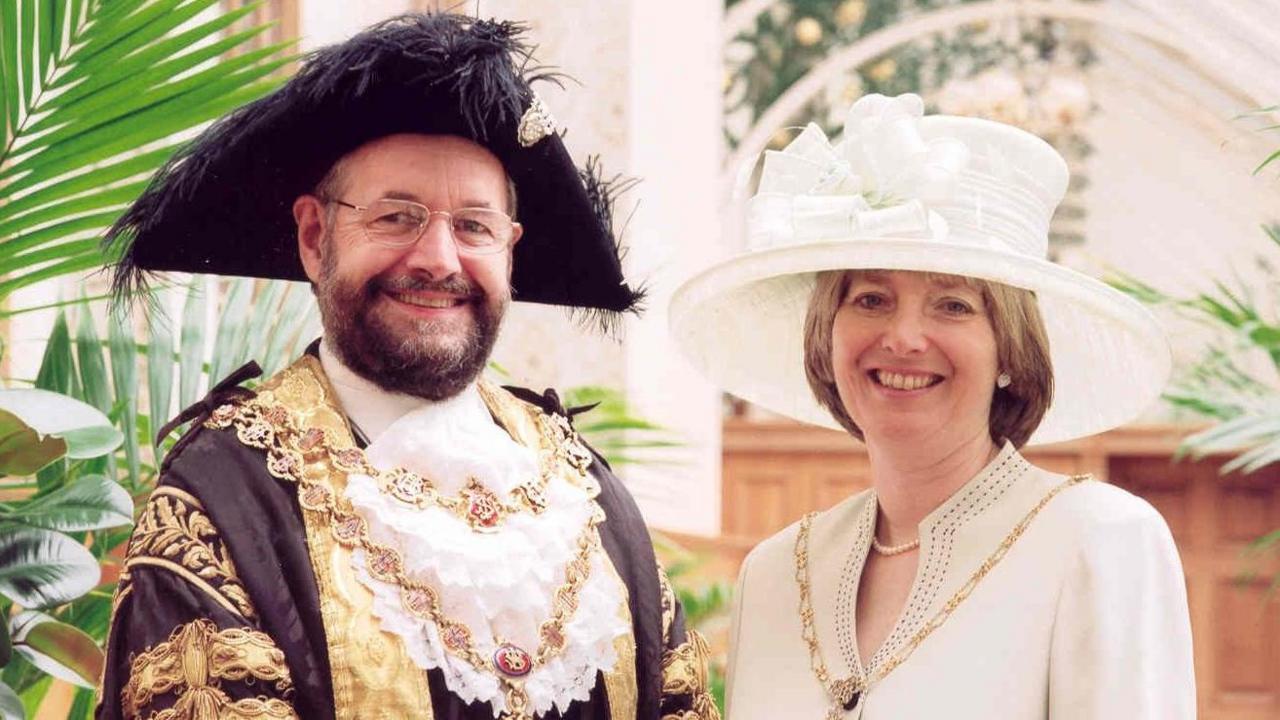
left=372, top=274, right=482, bottom=298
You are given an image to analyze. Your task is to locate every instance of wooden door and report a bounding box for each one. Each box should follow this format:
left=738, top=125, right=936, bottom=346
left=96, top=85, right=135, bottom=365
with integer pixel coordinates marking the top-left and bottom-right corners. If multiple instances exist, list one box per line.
left=1111, top=456, right=1280, bottom=720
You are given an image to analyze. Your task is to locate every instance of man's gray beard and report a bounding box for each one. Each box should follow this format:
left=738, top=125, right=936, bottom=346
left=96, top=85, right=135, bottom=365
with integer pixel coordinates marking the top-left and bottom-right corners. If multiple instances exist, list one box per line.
left=315, top=239, right=506, bottom=401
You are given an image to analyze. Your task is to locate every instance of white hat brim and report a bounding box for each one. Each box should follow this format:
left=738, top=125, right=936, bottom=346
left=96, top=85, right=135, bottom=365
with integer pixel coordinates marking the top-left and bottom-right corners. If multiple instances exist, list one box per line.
left=669, top=236, right=1171, bottom=445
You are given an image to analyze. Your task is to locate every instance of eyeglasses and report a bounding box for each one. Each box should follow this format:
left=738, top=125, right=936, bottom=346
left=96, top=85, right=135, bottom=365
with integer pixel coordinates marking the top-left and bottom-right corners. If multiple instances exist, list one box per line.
left=329, top=198, right=519, bottom=255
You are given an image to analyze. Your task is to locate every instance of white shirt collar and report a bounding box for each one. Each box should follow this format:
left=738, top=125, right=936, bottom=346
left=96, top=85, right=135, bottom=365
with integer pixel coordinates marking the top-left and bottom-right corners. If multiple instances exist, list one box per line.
left=317, top=338, right=482, bottom=442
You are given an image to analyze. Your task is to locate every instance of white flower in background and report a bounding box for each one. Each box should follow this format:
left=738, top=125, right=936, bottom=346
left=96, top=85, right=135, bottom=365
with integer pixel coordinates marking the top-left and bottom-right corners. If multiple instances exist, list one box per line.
left=1038, top=75, right=1091, bottom=128
left=934, top=77, right=982, bottom=117
left=976, top=68, right=1030, bottom=126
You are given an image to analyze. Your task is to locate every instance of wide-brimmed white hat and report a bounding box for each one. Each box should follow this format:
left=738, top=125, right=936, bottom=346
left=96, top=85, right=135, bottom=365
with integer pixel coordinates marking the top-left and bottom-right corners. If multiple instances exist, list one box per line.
left=670, top=94, right=1169, bottom=445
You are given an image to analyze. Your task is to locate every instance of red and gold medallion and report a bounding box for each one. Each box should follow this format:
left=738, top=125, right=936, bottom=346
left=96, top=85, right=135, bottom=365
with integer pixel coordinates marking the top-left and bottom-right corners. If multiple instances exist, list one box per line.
left=462, top=479, right=503, bottom=530
left=493, top=643, right=532, bottom=677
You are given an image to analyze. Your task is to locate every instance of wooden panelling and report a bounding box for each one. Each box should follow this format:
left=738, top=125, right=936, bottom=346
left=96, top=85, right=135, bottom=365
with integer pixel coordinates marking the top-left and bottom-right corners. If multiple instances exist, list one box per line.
left=719, top=420, right=1280, bottom=719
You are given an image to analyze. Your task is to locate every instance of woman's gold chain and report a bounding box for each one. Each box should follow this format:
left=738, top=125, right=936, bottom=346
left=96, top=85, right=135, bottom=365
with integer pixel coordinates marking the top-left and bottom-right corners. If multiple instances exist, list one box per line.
left=794, top=474, right=1090, bottom=718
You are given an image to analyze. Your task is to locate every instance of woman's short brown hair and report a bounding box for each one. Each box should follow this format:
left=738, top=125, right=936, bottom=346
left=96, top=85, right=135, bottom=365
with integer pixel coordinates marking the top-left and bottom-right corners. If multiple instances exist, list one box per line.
left=803, top=269, right=1053, bottom=448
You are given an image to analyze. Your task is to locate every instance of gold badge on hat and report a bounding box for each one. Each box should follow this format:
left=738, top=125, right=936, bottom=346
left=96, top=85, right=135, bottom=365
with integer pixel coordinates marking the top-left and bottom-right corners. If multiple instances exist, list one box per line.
left=518, top=93, right=558, bottom=147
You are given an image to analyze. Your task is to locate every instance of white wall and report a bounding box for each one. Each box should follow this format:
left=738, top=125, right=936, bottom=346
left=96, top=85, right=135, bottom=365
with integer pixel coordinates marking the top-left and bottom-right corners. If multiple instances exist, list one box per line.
left=449, top=0, right=727, bottom=535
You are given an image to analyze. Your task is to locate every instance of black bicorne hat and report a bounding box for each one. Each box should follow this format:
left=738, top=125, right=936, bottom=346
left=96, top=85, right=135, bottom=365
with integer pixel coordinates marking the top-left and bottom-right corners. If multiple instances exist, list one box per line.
left=105, top=13, right=643, bottom=328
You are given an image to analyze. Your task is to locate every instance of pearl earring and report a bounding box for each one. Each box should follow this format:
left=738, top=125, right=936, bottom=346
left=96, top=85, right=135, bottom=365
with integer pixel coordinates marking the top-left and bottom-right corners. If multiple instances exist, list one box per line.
left=996, top=372, right=1012, bottom=389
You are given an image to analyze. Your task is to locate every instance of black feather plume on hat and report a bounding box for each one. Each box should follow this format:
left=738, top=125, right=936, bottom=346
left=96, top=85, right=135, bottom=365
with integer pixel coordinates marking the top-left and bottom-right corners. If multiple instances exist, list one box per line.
left=566, top=157, right=646, bottom=336
left=105, top=13, right=643, bottom=331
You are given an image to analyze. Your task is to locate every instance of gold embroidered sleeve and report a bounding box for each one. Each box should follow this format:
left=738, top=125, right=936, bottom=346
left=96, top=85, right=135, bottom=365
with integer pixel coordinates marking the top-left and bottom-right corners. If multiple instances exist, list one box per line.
left=658, top=562, right=676, bottom=648
left=122, top=619, right=297, bottom=720
left=660, top=630, right=721, bottom=720
left=125, top=487, right=256, bottom=621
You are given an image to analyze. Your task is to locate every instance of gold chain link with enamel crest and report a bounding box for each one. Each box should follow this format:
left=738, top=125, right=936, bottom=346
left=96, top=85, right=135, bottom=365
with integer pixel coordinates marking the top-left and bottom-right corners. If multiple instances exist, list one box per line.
left=794, top=474, right=1090, bottom=719
left=208, top=396, right=601, bottom=720
left=224, top=400, right=592, bottom=533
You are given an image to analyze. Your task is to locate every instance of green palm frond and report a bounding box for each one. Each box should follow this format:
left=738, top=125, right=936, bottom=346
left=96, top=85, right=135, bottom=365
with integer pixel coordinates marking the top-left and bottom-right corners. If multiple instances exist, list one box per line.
left=0, top=0, right=293, bottom=300
left=561, top=385, right=684, bottom=468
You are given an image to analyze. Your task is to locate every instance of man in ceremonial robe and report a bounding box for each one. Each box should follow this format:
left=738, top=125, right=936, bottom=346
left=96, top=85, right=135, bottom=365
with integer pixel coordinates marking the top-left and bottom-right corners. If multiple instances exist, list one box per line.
left=95, top=14, right=717, bottom=720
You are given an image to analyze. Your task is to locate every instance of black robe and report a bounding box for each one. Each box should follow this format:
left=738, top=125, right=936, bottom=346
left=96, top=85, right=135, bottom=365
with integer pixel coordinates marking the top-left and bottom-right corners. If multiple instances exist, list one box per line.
left=95, top=358, right=717, bottom=720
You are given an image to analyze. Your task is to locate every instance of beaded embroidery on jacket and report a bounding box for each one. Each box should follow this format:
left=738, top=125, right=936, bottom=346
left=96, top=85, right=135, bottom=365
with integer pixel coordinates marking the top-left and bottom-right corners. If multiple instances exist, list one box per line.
left=834, top=448, right=1029, bottom=678
left=795, top=460, right=1089, bottom=718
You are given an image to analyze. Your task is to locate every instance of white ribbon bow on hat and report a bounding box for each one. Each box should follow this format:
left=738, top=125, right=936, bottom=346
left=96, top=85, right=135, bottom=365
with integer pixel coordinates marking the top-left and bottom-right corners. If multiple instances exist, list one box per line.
left=748, top=93, right=971, bottom=250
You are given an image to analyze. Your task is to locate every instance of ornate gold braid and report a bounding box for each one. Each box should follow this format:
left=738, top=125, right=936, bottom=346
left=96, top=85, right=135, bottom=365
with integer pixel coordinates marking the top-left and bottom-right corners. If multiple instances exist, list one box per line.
left=125, top=487, right=256, bottom=621
left=206, top=386, right=604, bottom=720
left=660, top=630, right=722, bottom=720
left=122, top=618, right=295, bottom=720
left=657, top=562, right=677, bottom=648
left=795, top=474, right=1091, bottom=718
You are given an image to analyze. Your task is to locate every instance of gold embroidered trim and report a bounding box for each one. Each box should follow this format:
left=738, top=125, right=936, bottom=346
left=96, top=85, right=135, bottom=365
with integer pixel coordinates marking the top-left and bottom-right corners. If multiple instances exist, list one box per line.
left=602, top=559, right=638, bottom=720
left=660, top=630, right=721, bottom=720
left=143, top=696, right=297, bottom=719
left=125, top=487, right=256, bottom=621
left=658, top=563, right=676, bottom=648
left=122, top=618, right=296, bottom=720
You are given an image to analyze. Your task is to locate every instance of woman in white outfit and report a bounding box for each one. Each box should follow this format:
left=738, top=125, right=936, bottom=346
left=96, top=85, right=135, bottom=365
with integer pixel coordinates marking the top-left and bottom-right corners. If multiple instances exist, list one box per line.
left=669, top=94, right=1195, bottom=719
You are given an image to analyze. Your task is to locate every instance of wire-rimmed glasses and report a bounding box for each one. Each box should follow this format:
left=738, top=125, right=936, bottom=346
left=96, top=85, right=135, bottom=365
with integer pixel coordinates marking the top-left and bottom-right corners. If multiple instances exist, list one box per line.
left=329, top=198, right=519, bottom=254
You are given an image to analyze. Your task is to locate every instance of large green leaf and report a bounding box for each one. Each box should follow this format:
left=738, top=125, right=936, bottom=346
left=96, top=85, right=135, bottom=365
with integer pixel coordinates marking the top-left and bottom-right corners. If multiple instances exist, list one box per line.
left=0, top=253, right=116, bottom=298
left=109, top=310, right=140, bottom=485
left=8, top=612, right=101, bottom=689
left=178, top=279, right=207, bottom=413
left=262, top=283, right=316, bottom=373
left=0, top=0, right=289, bottom=300
left=209, top=278, right=253, bottom=382
left=12, top=42, right=289, bottom=164
left=0, top=211, right=121, bottom=262
left=12, top=670, right=47, bottom=720
left=0, top=681, right=22, bottom=720
left=0, top=410, right=65, bottom=477
left=73, top=305, right=110, bottom=415
left=52, top=1, right=259, bottom=91
left=145, top=307, right=174, bottom=450
left=35, top=25, right=276, bottom=139
left=1, top=1, right=18, bottom=135
left=0, top=601, right=10, bottom=666
left=0, top=386, right=120, bottom=458
left=2, top=57, right=289, bottom=182
left=33, top=311, right=76, bottom=398
left=0, top=181, right=146, bottom=239
left=0, top=389, right=121, bottom=462
left=0, top=528, right=99, bottom=609
left=3, top=474, right=131, bottom=532
left=0, top=148, right=170, bottom=222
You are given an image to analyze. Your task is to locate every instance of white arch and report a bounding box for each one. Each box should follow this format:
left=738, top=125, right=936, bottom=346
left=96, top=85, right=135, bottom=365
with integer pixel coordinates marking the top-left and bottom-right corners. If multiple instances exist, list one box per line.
left=723, top=0, right=1271, bottom=188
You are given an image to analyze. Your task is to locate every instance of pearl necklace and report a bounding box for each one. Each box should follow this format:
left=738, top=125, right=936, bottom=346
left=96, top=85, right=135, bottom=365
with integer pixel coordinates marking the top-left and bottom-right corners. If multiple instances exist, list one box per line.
left=870, top=535, right=920, bottom=556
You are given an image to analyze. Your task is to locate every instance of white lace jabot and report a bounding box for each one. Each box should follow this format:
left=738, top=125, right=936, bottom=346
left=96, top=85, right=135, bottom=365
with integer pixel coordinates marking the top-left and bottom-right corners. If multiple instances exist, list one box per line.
left=319, top=342, right=629, bottom=717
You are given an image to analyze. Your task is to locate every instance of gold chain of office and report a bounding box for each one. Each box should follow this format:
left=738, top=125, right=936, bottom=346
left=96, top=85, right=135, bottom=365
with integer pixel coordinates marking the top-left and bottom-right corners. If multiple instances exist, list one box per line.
left=793, top=474, right=1091, bottom=719
left=209, top=397, right=602, bottom=720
